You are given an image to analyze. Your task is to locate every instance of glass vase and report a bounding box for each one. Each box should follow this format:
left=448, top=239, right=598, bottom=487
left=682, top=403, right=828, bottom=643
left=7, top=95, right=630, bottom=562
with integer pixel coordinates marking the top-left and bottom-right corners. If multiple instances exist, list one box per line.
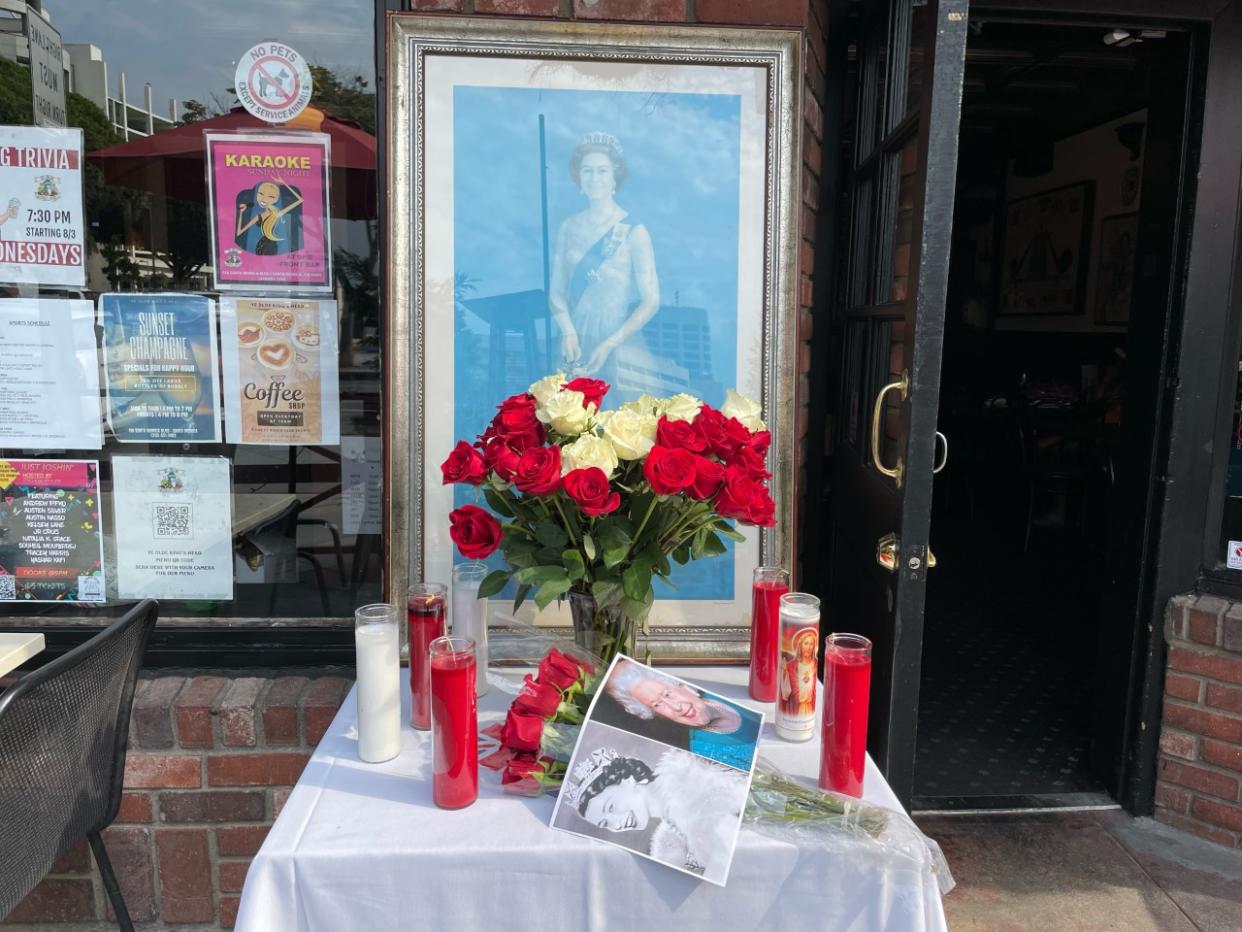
left=568, top=589, right=637, bottom=665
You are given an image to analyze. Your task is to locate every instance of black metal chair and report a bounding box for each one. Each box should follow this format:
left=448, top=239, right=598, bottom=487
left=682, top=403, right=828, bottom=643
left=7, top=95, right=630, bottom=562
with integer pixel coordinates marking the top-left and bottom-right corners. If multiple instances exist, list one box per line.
left=0, top=600, right=159, bottom=929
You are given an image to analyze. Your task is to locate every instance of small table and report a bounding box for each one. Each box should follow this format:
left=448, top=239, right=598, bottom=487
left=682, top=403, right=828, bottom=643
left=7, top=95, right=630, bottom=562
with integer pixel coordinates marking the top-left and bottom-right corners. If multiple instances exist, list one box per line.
left=237, top=667, right=949, bottom=931
left=0, top=633, right=45, bottom=679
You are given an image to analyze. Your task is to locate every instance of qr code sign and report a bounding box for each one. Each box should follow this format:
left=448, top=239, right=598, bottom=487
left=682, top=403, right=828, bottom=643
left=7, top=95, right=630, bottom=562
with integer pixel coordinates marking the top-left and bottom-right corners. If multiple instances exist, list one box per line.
left=153, top=503, right=192, bottom=538
left=0, top=574, right=14, bottom=600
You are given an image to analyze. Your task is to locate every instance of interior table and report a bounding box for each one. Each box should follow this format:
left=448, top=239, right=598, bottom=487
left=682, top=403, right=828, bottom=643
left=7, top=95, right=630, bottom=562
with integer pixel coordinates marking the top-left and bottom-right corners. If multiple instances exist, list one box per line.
left=0, top=633, right=44, bottom=679
left=236, top=666, right=949, bottom=932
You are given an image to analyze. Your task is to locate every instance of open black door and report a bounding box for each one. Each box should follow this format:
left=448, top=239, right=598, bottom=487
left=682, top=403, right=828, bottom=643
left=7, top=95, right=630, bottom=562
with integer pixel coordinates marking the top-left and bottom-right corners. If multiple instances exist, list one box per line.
left=825, top=0, right=968, bottom=804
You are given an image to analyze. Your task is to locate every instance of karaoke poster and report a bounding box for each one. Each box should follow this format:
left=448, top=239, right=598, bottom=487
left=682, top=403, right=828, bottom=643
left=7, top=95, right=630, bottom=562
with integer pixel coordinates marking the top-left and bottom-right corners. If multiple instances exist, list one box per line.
left=99, top=294, right=222, bottom=443
left=205, top=131, right=332, bottom=292
left=219, top=296, right=340, bottom=445
left=0, top=459, right=104, bottom=603
left=0, top=125, right=86, bottom=287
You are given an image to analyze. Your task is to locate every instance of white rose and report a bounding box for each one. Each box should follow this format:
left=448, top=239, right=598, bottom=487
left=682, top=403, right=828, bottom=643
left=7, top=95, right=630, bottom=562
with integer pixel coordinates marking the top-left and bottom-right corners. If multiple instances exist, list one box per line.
left=600, top=408, right=657, bottom=461
left=561, top=432, right=620, bottom=478
left=659, top=393, right=704, bottom=423
left=722, top=388, right=766, bottom=432
left=619, top=394, right=661, bottom=417
left=537, top=389, right=590, bottom=436
left=528, top=373, right=567, bottom=405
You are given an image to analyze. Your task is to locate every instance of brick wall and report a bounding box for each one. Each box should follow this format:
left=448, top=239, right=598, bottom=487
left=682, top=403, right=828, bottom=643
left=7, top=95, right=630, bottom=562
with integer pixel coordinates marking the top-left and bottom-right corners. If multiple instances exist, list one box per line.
left=2, top=672, right=351, bottom=931
left=1155, top=594, right=1242, bottom=848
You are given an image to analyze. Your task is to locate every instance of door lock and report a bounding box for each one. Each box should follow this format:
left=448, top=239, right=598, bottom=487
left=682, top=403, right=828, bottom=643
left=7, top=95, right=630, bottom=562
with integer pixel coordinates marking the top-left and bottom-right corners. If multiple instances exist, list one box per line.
left=876, top=532, right=938, bottom=573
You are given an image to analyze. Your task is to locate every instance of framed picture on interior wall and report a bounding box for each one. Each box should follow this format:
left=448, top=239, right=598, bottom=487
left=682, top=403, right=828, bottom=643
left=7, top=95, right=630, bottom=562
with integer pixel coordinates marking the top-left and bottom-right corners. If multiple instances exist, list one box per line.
left=1094, top=212, right=1139, bottom=325
left=385, top=16, right=802, bottom=660
left=997, top=181, right=1095, bottom=316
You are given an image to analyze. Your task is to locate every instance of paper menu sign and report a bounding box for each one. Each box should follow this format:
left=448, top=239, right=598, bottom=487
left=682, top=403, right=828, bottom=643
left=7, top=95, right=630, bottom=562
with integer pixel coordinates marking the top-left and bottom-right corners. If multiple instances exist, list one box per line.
left=219, top=296, right=340, bottom=445
left=341, top=435, right=381, bottom=535
left=205, top=131, right=332, bottom=292
left=550, top=656, right=763, bottom=886
left=0, top=298, right=101, bottom=450
left=99, top=294, right=222, bottom=443
left=0, top=125, right=85, bottom=286
left=111, top=456, right=233, bottom=600
left=0, top=459, right=104, bottom=603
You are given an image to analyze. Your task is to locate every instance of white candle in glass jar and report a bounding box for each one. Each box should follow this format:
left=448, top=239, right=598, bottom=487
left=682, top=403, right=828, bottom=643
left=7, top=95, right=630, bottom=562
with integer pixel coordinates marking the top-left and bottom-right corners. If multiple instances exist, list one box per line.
left=452, top=563, right=490, bottom=696
left=354, top=604, right=401, bottom=763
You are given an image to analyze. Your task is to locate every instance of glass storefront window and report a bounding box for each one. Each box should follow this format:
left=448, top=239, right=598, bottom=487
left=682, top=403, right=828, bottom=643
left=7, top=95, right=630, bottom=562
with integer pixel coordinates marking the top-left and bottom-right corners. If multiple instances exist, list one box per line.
left=0, top=1, right=381, bottom=625
left=1219, top=354, right=1242, bottom=570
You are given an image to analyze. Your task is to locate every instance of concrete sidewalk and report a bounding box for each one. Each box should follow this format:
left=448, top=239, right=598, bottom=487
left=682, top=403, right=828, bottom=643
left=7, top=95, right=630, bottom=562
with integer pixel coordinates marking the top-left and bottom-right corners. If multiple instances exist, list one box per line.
left=915, top=810, right=1242, bottom=931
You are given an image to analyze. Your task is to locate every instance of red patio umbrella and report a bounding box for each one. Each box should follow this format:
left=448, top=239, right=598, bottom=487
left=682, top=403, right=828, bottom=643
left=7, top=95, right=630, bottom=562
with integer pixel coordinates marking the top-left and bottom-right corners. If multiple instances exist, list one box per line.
left=88, top=106, right=377, bottom=220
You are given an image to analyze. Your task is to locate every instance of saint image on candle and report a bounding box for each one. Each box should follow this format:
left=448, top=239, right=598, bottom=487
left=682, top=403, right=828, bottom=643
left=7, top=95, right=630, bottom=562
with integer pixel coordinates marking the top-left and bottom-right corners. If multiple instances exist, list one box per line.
left=778, top=628, right=818, bottom=719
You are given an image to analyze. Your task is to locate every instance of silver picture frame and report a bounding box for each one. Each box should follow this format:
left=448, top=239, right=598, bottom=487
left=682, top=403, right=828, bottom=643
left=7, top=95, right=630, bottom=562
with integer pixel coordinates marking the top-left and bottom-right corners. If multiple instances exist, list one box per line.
left=385, top=14, right=801, bottom=661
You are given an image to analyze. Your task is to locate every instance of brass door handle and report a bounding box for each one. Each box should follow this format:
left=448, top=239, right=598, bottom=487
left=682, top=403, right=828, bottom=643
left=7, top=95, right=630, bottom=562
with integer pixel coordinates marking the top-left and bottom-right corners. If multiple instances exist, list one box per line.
left=876, top=532, right=938, bottom=573
left=870, top=370, right=909, bottom=484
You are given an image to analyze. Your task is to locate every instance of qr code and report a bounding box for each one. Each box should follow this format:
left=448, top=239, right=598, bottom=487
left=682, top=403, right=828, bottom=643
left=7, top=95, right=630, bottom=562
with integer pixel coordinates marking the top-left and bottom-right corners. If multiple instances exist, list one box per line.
left=153, top=504, right=192, bottom=538
left=0, top=574, right=14, bottom=600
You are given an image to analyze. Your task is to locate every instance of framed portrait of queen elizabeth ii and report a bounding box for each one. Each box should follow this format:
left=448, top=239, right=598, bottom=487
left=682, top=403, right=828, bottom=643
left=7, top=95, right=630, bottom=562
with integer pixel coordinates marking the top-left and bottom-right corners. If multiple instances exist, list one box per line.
left=386, top=15, right=802, bottom=659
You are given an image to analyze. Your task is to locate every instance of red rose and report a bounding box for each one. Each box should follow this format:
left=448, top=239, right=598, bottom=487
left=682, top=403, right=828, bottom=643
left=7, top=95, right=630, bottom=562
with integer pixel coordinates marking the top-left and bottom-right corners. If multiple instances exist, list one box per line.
left=538, top=648, right=587, bottom=690
left=693, top=406, right=730, bottom=454
left=500, top=709, right=546, bottom=752
left=689, top=456, right=726, bottom=501
left=656, top=415, right=708, bottom=453
left=563, top=377, right=610, bottom=409
left=715, top=465, right=776, bottom=527
left=482, top=438, right=521, bottom=483
left=563, top=467, right=621, bottom=517
left=488, top=394, right=545, bottom=451
left=513, top=674, right=563, bottom=719
left=448, top=505, right=502, bottom=559
left=746, top=429, right=772, bottom=457
left=728, top=443, right=771, bottom=480
left=440, top=440, right=488, bottom=485
left=513, top=446, right=562, bottom=496
left=643, top=444, right=699, bottom=495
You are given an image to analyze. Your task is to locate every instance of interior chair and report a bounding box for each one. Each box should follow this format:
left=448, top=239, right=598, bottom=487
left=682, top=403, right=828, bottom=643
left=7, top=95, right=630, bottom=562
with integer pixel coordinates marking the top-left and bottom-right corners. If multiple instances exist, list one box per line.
left=0, top=600, right=160, bottom=930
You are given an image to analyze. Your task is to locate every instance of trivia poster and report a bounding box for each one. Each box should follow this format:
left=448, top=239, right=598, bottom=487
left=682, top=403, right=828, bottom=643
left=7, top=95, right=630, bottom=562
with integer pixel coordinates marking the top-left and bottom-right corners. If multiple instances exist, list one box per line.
left=99, top=294, right=222, bottom=443
left=0, top=298, right=101, bottom=450
left=111, top=456, right=233, bottom=600
left=0, top=125, right=86, bottom=287
left=205, top=131, right=332, bottom=292
left=219, top=296, right=340, bottom=445
left=0, top=459, right=104, bottom=603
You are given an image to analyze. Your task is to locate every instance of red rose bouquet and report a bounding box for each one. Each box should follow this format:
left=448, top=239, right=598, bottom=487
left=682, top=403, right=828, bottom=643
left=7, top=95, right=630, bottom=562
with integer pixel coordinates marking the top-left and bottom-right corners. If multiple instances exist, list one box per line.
left=442, top=374, right=775, bottom=661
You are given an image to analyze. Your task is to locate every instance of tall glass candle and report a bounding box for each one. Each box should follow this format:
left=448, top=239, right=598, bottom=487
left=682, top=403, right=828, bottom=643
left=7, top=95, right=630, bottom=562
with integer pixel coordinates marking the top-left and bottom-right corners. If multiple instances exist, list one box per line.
left=820, top=633, right=872, bottom=797
left=430, top=636, right=478, bottom=809
left=408, top=582, right=447, bottom=730
left=452, top=562, right=490, bottom=697
left=776, top=593, right=820, bottom=741
left=354, top=604, right=401, bottom=763
left=749, top=566, right=790, bottom=701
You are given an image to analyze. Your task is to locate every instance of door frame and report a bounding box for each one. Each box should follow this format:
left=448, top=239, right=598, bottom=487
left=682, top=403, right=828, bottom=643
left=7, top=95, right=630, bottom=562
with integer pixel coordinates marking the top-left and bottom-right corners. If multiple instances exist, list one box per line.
left=808, top=0, right=1225, bottom=813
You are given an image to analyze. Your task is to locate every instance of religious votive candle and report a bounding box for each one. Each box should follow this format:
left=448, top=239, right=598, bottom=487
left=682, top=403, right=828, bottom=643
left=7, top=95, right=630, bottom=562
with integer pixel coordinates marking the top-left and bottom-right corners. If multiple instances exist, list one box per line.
left=354, top=603, right=401, bottom=763
left=749, top=566, right=790, bottom=702
left=820, top=633, right=872, bottom=798
left=408, top=582, right=447, bottom=730
left=430, top=636, right=478, bottom=809
left=452, top=562, right=490, bottom=697
left=775, top=593, right=820, bottom=742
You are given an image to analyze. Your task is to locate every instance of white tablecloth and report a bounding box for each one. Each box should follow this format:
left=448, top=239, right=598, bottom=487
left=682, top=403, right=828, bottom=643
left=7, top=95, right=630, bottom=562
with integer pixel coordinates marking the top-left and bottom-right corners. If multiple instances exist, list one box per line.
left=237, top=667, right=948, bottom=932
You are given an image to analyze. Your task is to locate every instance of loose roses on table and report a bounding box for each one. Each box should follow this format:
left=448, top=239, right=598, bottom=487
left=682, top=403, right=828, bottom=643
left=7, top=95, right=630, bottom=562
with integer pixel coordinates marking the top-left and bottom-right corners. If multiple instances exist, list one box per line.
left=440, top=374, right=776, bottom=639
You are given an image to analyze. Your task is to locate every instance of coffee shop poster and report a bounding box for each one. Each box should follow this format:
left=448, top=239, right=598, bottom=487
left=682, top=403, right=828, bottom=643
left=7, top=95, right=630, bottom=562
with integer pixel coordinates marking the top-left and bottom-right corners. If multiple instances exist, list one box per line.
left=0, top=459, right=104, bottom=603
left=205, top=131, right=332, bottom=292
left=0, top=125, right=86, bottom=287
left=219, top=296, right=340, bottom=445
left=99, top=293, right=222, bottom=443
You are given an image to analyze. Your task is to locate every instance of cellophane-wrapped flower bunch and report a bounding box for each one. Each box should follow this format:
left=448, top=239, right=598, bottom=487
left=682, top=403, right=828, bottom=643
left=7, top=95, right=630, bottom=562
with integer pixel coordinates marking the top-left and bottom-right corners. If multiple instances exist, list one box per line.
left=441, top=374, right=776, bottom=658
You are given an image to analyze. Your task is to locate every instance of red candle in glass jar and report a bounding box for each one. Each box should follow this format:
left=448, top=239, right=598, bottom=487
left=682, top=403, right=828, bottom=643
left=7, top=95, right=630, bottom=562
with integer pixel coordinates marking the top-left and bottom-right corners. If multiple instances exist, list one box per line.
left=408, top=583, right=447, bottom=730
left=749, top=567, right=790, bottom=702
left=819, top=633, right=872, bottom=797
left=430, top=636, right=478, bottom=809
